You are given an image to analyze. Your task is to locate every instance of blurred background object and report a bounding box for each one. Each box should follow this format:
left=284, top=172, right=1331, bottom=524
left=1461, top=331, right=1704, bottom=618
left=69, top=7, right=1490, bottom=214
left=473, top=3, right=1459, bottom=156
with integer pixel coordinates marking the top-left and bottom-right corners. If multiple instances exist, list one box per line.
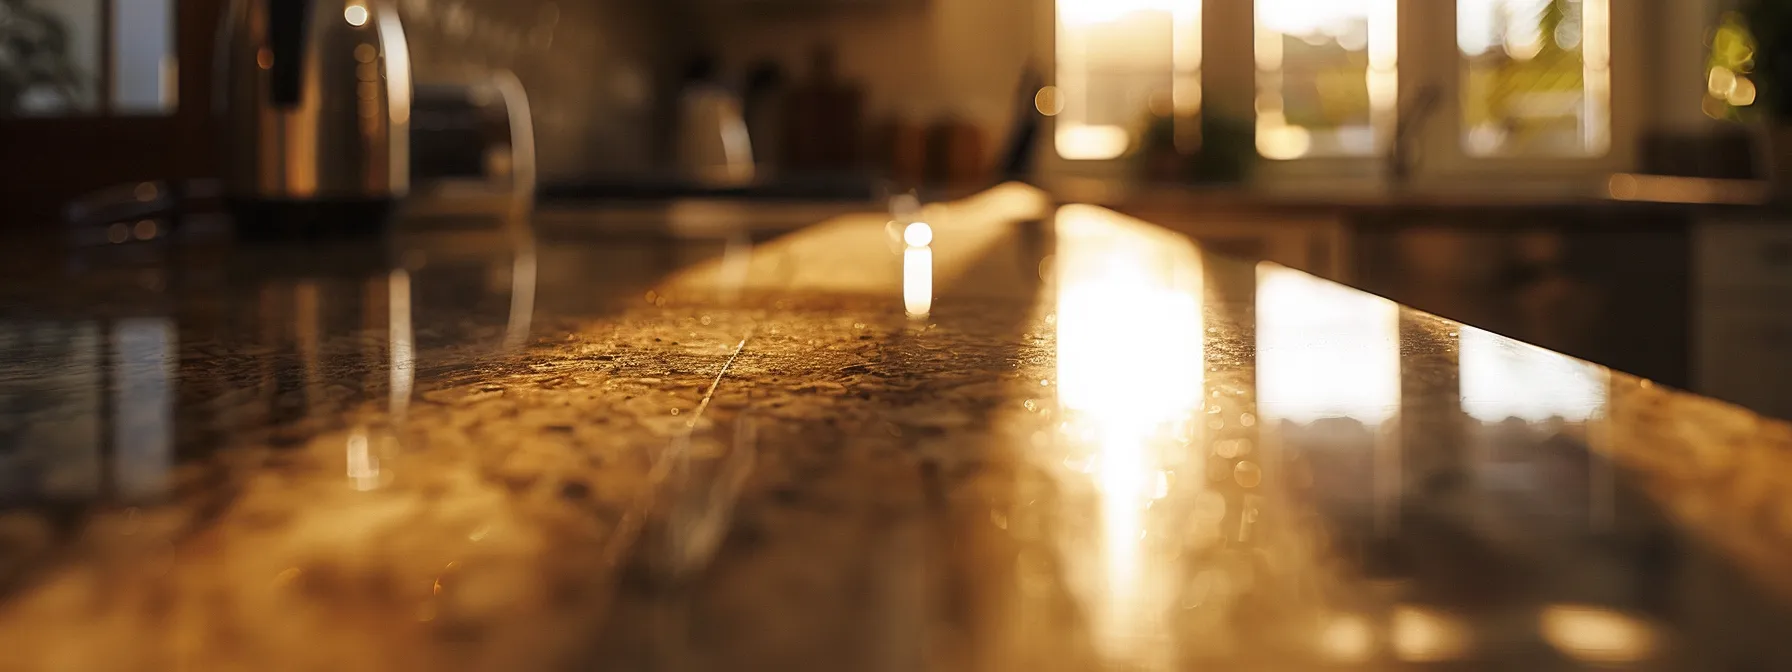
left=215, top=0, right=415, bottom=236
left=1136, top=112, right=1257, bottom=184
left=10, top=0, right=1791, bottom=205
left=782, top=44, right=864, bottom=176
left=407, top=69, right=538, bottom=221
left=675, top=53, right=755, bottom=187
left=741, top=60, right=788, bottom=176
left=926, top=112, right=987, bottom=192
left=0, top=0, right=90, bottom=114
left=997, top=62, right=1045, bottom=180
left=1457, top=0, right=1608, bottom=158
left=1735, top=1, right=1792, bottom=195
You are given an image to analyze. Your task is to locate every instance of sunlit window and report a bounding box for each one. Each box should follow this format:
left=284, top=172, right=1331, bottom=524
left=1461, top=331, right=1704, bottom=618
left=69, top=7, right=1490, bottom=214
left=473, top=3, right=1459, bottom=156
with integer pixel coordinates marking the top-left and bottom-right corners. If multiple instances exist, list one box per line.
left=1458, top=0, right=1609, bottom=156
left=1056, top=0, right=1201, bottom=160
left=0, top=0, right=177, bottom=116
left=1255, top=0, right=1397, bottom=159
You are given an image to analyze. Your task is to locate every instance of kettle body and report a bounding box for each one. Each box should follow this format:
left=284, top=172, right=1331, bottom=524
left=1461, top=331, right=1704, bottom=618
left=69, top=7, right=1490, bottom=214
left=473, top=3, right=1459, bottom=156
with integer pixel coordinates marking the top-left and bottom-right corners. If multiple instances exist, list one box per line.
left=217, top=0, right=412, bottom=215
left=676, top=83, right=755, bottom=187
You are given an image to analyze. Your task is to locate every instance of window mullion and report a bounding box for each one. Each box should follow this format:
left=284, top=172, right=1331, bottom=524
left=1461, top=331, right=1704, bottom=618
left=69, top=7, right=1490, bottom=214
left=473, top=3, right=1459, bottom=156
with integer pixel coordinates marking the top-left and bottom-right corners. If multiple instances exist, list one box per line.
left=99, top=0, right=116, bottom=115
left=1406, top=0, right=1462, bottom=174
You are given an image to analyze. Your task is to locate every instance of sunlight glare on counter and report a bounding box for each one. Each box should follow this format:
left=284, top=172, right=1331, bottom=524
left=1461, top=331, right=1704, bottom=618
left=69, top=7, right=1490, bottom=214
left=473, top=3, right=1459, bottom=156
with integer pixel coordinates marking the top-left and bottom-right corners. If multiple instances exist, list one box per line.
left=1256, top=263, right=1401, bottom=534
left=903, top=245, right=933, bottom=319
left=1460, top=326, right=1607, bottom=423
left=388, top=269, right=414, bottom=420
left=503, top=248, right=537, bottom=350
left=1052, top=205, right=1204, bottom=669
left=1256, top=264, right=1400, bottom=425
left=1392, top=604, right=1472, bottom=662
left=1318, top=613, right=1374, bottom=663
left=1540, top=604, right=1658, bottom=664
left=902, top=222, right=935, bottom=318
left=346, top=429, right=380, bottom=491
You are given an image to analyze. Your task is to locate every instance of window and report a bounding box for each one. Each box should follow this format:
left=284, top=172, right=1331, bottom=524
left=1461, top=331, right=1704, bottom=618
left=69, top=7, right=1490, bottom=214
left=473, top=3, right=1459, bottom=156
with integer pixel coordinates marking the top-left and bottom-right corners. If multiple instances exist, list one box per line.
left=1, top=0, right=177, bottom=117
left=1458, top=0, right=1609, bottom=156
left=1254, top=0, right=1397, bottom=159
left=1051, top=0, right=1627, bottom=170
left=1055, top=0, right=1201, bottom=160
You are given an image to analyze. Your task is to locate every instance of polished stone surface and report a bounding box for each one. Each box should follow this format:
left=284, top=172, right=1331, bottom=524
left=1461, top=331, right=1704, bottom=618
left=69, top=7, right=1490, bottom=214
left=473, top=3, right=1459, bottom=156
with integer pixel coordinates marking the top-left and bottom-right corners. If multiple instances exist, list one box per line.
left=0, top=185, right=1790, bottom=670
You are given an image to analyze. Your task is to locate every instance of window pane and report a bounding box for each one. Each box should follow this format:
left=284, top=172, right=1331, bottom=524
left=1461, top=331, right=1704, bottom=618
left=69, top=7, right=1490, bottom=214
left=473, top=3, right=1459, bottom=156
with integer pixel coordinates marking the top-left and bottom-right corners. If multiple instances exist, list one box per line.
left=1056, top=0, right=1200, bottom=160
left=0, top=0, right=103, bottom=116
left=1255, top=0, right=1397, bottom=159
left=1459, top=0, right=1609, bottom=156
left=111, top=0, right=177, bottom=114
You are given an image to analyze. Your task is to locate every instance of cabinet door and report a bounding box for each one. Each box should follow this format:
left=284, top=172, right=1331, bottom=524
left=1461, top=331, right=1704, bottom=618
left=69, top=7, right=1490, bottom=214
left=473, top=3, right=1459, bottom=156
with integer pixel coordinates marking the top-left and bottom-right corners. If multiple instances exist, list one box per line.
left=0, top=0, right=224, bottom=227
left=1351, top=214, right=1692, bottom=389
left=1114, top=206, right=1351, bottom=281
left=1695, top=305, right=1792, bottom=421
left=1693, top=221, right=1792, bottom=421
left=1694, top=222, right=1792, bottom=292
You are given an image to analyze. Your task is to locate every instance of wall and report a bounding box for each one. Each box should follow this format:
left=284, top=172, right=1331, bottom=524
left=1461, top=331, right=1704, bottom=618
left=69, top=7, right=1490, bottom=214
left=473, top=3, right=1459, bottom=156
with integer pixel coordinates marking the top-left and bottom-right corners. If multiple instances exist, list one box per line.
left=399, top=0, right=681, bottom=180
left=698, top=0, right=1042, bottom=167
left=1646, top=0, right=1725, bottom=134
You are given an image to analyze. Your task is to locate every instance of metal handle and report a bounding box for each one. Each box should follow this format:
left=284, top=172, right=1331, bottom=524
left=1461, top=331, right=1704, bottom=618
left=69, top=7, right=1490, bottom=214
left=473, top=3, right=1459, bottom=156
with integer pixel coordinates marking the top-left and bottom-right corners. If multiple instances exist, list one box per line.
left=268, top=0, right=310, bottom=107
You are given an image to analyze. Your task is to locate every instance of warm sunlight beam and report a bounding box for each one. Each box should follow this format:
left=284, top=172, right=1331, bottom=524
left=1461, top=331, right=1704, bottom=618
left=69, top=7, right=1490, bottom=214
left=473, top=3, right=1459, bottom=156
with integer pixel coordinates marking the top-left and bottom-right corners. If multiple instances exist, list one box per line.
left=1054, top=205, right=1204, bottom=669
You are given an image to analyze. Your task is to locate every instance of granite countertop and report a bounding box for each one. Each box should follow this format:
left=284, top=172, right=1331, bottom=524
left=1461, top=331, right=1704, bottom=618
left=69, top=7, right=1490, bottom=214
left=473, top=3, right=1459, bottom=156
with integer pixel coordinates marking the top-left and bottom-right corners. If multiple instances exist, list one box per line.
left=0, top=183, right=1790, bottom=670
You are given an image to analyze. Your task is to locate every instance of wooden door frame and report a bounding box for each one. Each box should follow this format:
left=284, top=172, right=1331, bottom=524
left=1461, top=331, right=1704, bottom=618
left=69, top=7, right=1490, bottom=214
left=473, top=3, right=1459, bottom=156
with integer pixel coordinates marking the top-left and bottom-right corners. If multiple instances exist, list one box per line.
left=0, top=0, right=226, bottom=228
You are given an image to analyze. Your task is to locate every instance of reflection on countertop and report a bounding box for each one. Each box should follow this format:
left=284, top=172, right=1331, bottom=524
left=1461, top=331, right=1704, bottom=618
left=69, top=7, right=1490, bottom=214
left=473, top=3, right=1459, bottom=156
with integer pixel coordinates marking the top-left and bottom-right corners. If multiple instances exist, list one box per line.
left=0, top=184, right=1790, bottom=670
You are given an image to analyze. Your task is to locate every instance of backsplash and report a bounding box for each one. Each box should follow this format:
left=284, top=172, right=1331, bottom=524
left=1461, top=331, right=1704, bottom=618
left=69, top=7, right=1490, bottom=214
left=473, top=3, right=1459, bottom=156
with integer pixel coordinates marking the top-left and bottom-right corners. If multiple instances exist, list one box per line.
left=700, top=0, right=1039, bottom=160
left=398, top=0, right=679, bottom=180
left=396, top=0, right=1038, bottom=181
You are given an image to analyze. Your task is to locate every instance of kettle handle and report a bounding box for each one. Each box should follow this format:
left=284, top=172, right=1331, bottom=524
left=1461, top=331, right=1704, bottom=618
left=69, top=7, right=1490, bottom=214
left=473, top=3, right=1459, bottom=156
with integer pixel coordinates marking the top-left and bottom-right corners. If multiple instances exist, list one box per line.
left=268, top=0, right=310, bottom=107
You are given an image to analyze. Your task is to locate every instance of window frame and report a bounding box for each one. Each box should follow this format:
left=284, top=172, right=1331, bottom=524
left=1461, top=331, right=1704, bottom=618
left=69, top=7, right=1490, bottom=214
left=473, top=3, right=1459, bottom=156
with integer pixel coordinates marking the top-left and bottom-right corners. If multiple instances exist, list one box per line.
left=1413, top=0, right=1643, bottom=180
left=3, top=0, right=178, bottom=118
left=0, top=0, right=217, bottom=226
left=1044, top=0, right=1646, bottom=182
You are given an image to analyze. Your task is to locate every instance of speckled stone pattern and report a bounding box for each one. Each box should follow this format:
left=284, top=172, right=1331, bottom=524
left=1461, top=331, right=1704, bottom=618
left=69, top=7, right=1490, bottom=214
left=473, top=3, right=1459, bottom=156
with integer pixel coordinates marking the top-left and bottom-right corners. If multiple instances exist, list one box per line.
left=0, top=186, right=1790, bottom=670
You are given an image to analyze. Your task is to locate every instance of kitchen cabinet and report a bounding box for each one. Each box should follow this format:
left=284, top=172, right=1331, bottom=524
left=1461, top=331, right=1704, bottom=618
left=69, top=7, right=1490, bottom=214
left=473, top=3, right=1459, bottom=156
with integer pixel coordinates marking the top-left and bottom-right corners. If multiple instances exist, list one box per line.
left=1350, top=208, right=1693, bottom=390
left=1114, top=205, right=1351, bottom=281
left=1694, top=219, right=1792, bottom=419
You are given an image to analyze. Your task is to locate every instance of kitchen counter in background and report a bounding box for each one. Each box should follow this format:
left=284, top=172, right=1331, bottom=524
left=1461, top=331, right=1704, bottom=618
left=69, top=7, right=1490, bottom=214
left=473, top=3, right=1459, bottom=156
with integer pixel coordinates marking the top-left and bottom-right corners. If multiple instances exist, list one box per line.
left=1064, top=176, right=1792, bottom=420
left=1, top=185, right=1791, bottom=669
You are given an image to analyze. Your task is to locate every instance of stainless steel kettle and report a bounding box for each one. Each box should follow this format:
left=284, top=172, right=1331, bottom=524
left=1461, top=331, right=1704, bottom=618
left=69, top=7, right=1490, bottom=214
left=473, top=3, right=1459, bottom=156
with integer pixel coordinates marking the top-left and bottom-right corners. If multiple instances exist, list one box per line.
left=217, top=0, right=412, bottom=224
